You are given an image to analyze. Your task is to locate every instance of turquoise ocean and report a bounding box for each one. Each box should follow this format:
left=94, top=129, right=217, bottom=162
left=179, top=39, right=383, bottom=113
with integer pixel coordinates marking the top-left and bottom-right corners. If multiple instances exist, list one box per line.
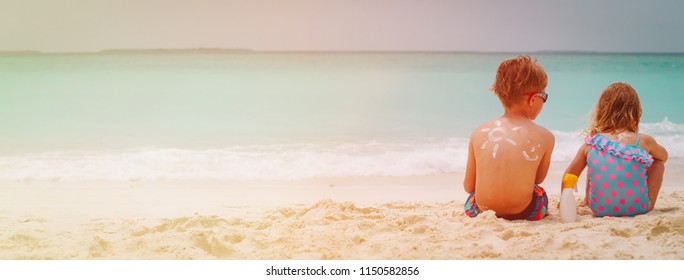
left=0, top=52, right=682, bottom=181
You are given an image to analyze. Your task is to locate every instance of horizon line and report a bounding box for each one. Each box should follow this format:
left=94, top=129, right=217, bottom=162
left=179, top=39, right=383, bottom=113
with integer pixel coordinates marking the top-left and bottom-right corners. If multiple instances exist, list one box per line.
left=1, top=48, right=683, bottom=55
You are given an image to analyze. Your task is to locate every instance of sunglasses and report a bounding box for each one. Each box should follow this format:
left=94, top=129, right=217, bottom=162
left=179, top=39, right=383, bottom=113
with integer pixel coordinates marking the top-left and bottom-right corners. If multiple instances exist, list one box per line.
left=524, top=92, right=548, bottom=103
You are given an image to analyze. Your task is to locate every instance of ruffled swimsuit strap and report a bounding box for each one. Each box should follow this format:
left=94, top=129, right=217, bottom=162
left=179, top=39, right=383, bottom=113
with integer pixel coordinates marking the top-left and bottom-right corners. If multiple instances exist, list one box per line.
left=585, top=134, right=654, bottom=167
left=635, top=133, right=640, bottom=146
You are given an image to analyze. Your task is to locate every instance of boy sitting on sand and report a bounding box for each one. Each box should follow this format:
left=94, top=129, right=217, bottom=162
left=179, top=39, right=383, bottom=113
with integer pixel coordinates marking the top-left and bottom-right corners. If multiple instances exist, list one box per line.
left=463, top=55, right=554, bottom=220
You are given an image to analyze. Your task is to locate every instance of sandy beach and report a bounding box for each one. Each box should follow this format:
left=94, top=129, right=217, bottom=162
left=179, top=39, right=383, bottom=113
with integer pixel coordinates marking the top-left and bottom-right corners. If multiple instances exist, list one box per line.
left=1, top=160, right=683, bottom=260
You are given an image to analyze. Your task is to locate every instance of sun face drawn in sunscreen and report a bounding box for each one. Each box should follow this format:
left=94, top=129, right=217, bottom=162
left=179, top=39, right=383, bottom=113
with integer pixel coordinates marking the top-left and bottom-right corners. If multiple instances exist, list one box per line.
left=480, top=121, right=541, bottom=161
left=480, top=119, right=518, bottom=159
left=522, top=143, right=541, bottom=161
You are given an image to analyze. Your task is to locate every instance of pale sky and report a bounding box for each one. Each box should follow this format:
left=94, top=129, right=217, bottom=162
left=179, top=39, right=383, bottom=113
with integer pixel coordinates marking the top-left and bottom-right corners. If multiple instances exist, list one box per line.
left=1, top=0, right=683, bottom=53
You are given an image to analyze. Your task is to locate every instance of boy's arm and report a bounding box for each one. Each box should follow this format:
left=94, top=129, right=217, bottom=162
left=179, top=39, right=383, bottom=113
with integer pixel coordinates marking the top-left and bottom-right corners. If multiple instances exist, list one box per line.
left=534, top=132, right=555, bottom=184
left=464, top=137, right=476, bottom=193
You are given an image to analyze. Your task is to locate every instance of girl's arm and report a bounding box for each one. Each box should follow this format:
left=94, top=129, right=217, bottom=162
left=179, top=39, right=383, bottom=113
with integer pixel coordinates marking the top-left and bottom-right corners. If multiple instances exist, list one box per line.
left=565, top=144, right=589, bottom=174
left=563, top=144, right=589, bottom=192
left=584, top=174, right=590, bottom=206
left=640, top=134, right=668, bottom=162
left=556, top=144, right=589, bottom=208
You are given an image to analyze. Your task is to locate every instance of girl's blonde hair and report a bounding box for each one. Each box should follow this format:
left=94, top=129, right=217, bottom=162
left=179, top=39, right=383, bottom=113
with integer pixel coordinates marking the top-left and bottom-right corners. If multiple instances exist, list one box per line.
left=491, top=55, right=547, bottom=108
left=587, top=82, right=642, bottom=136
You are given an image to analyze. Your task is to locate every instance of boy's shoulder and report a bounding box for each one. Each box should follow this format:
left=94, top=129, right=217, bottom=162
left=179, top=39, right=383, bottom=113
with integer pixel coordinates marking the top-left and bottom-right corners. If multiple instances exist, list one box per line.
left=469, top=118, right=554, bottom=151
left=472, top=118, right=553, bottom=137
left=528, top=122, right=554, bottom=138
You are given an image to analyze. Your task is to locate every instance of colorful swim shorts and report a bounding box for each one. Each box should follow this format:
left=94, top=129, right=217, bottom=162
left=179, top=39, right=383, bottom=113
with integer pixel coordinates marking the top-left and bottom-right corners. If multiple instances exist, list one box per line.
left=464, top=184, right=548, bottom=221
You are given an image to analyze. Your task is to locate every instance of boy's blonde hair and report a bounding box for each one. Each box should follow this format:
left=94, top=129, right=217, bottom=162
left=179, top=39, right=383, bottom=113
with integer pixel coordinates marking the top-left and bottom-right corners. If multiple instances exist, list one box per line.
left=587, top=82, right=642, bottom=136
left=491, top=55, right=547, bottom=108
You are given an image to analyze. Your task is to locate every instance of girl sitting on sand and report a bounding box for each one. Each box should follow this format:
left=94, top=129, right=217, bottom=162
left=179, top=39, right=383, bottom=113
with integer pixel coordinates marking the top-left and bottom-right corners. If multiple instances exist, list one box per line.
left=563, top=82, right=668, bottom=217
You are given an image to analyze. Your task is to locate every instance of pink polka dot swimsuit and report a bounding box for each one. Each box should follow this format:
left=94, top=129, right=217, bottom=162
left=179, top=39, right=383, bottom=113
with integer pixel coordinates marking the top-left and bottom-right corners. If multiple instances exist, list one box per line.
left=586, top=134, right=654, bottom=217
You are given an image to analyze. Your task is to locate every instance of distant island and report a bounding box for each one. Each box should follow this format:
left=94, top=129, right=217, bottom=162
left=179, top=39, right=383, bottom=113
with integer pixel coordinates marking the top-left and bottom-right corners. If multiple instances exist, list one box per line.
left=0, top=48, right=254, bottom=56
left=100, top=48, right=253, bottom=54
left=0, top=50, right=43, bottom=55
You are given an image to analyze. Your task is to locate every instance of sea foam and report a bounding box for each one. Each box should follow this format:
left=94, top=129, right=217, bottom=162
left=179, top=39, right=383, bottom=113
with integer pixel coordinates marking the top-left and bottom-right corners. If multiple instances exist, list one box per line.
left=0, top=139, right=469, bottom=181
left=0, top=119, right=680, bottom=182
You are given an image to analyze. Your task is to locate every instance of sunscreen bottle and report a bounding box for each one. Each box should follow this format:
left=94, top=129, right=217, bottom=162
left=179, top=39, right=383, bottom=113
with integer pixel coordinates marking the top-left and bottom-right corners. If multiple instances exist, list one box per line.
left=560, top=173, right=578, bottom=223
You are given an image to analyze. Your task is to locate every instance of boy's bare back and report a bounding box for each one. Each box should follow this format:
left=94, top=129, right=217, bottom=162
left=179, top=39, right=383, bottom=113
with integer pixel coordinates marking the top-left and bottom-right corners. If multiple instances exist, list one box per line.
left=467, top=116, right=554, bottom=215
